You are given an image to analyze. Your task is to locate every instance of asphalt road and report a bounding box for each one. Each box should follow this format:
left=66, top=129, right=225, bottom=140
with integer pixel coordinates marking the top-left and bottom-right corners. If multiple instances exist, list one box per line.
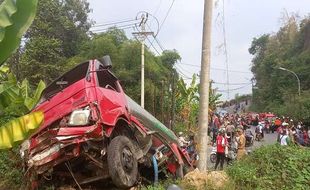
left=207, top=125, right=278, bottom=169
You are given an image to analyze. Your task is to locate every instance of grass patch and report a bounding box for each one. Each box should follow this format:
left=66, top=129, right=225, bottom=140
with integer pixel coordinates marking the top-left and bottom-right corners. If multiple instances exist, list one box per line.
left=226, top=144, right=310, bottom=190
left=0, top=148, right=24, bottom=190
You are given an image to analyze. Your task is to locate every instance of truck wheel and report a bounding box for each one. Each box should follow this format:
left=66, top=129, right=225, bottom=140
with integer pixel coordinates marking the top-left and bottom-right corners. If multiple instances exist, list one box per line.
left=107, top=136, right=138, bottom=189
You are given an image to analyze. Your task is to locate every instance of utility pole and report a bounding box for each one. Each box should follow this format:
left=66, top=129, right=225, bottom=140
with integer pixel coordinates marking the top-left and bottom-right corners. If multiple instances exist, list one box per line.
left=161, top=80, right=164, bottom=122
left=133, top=13, right=154, bottom=108
left=198, top=0, right=213, bottom=171
left=170, top=71, right=176, bottom=129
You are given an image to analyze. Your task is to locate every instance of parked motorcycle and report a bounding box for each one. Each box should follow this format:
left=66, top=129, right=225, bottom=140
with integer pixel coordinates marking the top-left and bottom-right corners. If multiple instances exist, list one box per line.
left=210, top=146, right=217, bottom=163
left=245, top=129, right=254, bottom=147
left=210, top=145, right=237, bottom=163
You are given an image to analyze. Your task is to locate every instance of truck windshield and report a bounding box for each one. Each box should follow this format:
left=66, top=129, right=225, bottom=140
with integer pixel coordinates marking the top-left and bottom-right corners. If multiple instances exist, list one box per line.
left=37, top=61, right=90, bottom=105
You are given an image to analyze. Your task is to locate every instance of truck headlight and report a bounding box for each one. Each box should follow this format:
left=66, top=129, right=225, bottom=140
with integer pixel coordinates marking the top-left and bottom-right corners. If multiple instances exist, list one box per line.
left=68, top=108, right=91, bottom=126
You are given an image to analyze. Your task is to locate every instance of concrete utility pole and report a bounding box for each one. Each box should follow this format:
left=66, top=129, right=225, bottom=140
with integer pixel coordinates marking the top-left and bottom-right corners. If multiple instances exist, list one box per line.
left=170, top=71, right=176, bottom=129
left=133, top=13, right=154, bottom=108
left=198, top=0, right=213, bottom=171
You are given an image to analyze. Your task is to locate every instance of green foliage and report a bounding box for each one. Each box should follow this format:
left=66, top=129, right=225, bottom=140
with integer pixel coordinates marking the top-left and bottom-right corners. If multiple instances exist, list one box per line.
left=0, top=71, right=45, bottom=120
left=0, top=148, right=23, bottom=189
left=226, top=144, right=310, bottom=190
left=0, top=0, right=38, bottom=65
left=250, top=15, right=310, bottom=122
left=175, top=77, right=222, bottom=133
left=14, top=0, right=92, bottom=84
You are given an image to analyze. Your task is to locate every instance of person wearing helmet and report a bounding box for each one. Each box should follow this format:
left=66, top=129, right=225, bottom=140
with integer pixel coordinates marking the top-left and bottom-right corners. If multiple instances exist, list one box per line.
left=214, top=128, right=228, bottom=170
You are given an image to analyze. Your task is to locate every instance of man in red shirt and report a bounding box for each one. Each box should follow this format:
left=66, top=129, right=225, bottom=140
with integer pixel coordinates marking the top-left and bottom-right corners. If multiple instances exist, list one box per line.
left=214, top=129, right=228, bottom=170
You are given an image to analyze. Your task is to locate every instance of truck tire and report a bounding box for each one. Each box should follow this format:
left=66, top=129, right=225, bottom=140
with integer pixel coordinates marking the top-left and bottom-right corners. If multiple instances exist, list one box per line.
left=107, top=136, right=138, bottom=189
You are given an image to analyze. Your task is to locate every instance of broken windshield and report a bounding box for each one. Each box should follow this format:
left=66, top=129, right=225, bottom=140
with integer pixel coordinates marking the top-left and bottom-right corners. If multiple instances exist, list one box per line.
left=37, top=61, right=90, bottom=104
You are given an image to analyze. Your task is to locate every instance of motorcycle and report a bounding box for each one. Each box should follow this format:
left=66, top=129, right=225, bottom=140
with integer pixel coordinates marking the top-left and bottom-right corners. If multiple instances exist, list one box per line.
left=255, top=132, right=263, bottom=141
left=186, top=140, right=199, bottom=167
left=245, top=129, right=254, bottom=147
left=210, top=145, right=237, bottom=164
left=210, top=146, right=217, bottom=163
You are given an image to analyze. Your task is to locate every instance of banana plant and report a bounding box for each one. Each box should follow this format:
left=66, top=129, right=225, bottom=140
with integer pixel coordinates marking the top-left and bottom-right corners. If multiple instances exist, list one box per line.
left=0, top=0, right=39, bottom=149
left=0, top=0, right=38, bottom=65
left=0, top=72, right=45, bottom=114
left=0, top=111, right=43, bottom=149
left=0, top=69, right=45, bottom=149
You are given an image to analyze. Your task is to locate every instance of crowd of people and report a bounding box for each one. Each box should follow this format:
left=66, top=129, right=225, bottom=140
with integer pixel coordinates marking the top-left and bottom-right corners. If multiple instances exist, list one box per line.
left=209, top=113, right=249, bottom=170
left=274, top=118, right=310, bottom=147
left=208, top=112, right=310, bottom=170
left=176, top=112, right=309, bottom=170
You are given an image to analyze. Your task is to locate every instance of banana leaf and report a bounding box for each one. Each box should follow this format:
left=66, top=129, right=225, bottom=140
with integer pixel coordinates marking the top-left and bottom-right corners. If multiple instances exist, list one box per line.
left=0, top=111, right=43, bottom=149
left=24, top=80, right=45, bottom=110
left=0, top=0, right=38, bottom=65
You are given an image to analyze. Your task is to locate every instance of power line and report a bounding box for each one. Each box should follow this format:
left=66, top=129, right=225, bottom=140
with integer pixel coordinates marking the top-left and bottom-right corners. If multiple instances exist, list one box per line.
left=177, top=62, right=251, bottom=74
left=213, top=82, right=251, bottom=85
left=222, top=0, right=230, bottom=98
left=153, top=35, right=165, bottom=52
left=175, top=66, right=191, bottom=79
left=146, top=23, right=165, bottom=52
left=157, top=0, right=176, bottom=37
left=145, top=36, right=161, bottom=55
left=176, top=62, right=194, bottom=76
left=92, top=18, right=139, bottom=27
left=133, top=22, right=160, bottom=55
left=152, top=0, right=163, bottom=16
left=90, top=23, right=139, bottom=32
left=217, top=83, right=251, bottom=92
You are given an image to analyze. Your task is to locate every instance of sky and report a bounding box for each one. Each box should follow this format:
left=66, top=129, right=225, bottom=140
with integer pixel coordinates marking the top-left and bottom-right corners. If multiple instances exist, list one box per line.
left=88, top=0, right=310, bottom=100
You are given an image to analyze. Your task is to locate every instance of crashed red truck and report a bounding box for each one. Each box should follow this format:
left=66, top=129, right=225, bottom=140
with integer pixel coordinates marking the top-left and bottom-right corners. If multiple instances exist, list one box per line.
left=20, top=56, right=193, bottom=189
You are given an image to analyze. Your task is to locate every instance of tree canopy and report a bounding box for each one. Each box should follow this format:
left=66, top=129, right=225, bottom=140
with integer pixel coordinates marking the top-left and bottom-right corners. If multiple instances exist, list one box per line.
left=250, top=15, right=310, bottom=122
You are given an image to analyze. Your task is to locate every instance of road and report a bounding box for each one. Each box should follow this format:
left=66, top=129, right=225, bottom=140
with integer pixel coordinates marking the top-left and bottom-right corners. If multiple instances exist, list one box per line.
left=207, top=125, right=277, bottom=169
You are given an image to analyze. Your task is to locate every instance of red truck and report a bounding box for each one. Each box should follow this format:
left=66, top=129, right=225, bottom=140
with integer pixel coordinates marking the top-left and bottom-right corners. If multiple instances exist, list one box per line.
left=20, top=56, right=192, bottom=189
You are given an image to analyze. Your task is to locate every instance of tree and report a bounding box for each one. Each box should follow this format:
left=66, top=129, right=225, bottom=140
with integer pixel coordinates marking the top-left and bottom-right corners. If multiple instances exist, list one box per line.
left=75, top=28, right=182, bottom=125
left=16, top=0, right=92, bottom=85
left=249, top=14, right=310, bottom=122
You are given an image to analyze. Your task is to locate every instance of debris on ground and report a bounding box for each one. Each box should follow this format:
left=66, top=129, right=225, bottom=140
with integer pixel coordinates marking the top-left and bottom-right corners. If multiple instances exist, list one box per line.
left=183, top=168, right=229, bottom=190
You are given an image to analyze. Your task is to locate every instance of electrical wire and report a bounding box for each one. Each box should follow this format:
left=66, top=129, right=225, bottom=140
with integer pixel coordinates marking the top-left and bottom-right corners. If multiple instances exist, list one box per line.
left=146, top=23, right=165, bottom=52
left=152, top=0, right=163, bottom=16
left=145, top=36, right=161, bottom=55
left=175, top=66, right=191, bottom=79
left=217, top=83, right=251, bottom=92
left=176, top=62, right=251, bottom=74
left=90, top=22, right=139, bottom=32
left=213, top=82, right=252, bottom=85
left=157, top=0, right=176, bottom=37
left=92, top=18, right=140, bottom=27
left=222, top=0, right=230, bottom=98
left=133, top=23, right=161, bottom=55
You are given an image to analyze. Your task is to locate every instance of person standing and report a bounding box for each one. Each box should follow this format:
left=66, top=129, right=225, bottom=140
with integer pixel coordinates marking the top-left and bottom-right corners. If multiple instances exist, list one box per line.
left=214, top=129, right=227, bottom=170
left=279, top=130, right=289, bottom=146
left=226, top=121, right=235, bottom=144
left=236, top=129, right=246, bottom=160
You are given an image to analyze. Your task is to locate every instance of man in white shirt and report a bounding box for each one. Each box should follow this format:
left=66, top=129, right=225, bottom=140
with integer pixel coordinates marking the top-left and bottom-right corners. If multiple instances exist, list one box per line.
left=279, top=130, right=289, bottom=146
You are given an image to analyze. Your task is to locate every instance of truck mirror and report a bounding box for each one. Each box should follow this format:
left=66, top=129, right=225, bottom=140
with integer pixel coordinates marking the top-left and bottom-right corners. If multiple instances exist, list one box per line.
left=98, top=55, right=112, bottom=69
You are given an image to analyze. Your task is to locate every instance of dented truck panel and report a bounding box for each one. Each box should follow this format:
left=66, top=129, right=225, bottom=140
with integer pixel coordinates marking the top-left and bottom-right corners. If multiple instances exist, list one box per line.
left=22, top=58, right=192, bottom=188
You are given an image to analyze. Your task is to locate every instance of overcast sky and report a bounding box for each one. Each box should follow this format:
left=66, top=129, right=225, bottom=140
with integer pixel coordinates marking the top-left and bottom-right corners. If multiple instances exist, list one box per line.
left=88, top=0, right=310, bottom=100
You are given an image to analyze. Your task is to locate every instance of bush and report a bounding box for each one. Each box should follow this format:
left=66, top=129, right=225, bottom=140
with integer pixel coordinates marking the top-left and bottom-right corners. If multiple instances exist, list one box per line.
left=0, top=148, right=23, bottom=190
left=226, top=144, right=310, bottom=190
